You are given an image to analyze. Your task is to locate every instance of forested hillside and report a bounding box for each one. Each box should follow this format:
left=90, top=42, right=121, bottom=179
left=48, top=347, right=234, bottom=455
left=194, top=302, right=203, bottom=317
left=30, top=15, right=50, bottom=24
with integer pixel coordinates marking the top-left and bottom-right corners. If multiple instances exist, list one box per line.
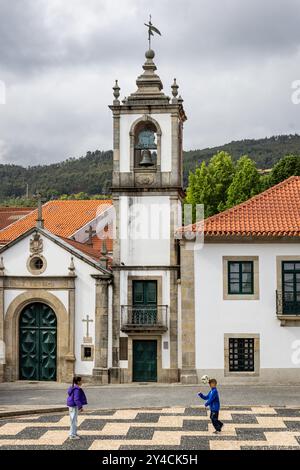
left=1, top=134, right=300, bottom=203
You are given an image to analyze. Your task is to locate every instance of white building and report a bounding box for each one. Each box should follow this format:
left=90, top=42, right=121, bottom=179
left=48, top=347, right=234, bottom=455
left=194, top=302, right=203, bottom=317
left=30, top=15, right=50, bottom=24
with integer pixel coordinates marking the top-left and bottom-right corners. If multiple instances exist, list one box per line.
left=1, top=42, right=299, bottom=385
left=180, top=176, right=300, bottom=384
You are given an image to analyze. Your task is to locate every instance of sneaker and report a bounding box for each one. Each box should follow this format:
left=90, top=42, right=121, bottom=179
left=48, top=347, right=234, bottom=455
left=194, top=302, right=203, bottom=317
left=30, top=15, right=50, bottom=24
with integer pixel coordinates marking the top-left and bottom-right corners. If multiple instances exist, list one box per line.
left=213, top=430, right=220, bottom=434
left=69, top=435, right=80, bottom=440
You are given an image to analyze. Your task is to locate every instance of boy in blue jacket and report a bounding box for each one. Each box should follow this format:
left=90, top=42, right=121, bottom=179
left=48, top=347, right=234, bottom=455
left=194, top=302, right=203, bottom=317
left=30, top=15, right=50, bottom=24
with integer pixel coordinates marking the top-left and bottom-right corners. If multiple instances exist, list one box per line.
left=198, top=378, right=223, bottom=433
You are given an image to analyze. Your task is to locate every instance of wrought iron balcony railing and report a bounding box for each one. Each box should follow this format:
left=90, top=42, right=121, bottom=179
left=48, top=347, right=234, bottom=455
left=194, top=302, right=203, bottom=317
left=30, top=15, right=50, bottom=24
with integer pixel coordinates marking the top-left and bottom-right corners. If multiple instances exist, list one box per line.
left=121, top=305, right=168, bottom=331
left=276, top=290, right=300, bottom=316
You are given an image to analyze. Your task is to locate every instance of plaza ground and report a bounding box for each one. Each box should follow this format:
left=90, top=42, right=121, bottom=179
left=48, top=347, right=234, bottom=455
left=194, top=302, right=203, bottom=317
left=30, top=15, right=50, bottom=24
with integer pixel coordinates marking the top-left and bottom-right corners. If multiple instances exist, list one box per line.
left=1, top=405, right=300, bottom=450
left=1, top=382, right=300, bottom=410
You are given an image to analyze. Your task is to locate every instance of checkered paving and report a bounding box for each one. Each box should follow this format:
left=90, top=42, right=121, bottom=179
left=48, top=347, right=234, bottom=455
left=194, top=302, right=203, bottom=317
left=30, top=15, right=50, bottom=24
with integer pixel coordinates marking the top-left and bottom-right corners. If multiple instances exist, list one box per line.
left=1, top=406, right=300, bottom=450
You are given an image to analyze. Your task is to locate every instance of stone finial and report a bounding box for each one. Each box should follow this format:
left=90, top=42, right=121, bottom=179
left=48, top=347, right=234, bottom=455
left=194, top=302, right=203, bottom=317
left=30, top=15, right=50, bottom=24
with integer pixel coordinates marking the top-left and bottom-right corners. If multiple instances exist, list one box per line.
left=85, top=225, right=96, bottom=246
left=113, top=80, right=120, bottom=105
left=178, top=95, right=184, bottom=105
left=34, top=193, right=45, bottom=229
left=68, top=257, right=75, bottom=276
left=0, top=257, right=5, bottom=276
left=99, top=238, right=108, bottom=269
left=171, top=78, right=179, bottom=103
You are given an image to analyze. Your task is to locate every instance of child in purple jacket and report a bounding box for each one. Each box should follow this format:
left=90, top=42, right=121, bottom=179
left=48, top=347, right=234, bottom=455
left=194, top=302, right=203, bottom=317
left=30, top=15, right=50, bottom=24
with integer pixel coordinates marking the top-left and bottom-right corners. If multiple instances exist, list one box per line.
left=67, top=376, right=88, bottom=439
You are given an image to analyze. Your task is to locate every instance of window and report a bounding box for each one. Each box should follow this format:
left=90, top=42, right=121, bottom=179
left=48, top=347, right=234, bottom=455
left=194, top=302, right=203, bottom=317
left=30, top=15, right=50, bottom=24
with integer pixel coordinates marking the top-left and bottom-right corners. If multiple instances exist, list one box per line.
left=282, top=261, right=300, bottom=314
left=83, top=347, right=92, bottom=359
left=134, top=121, right=157, bottom=168
left=27, top=255, right=47, bottom=275
left=228, top=261, right=254, bottom=295
left=229, top=338, right=254, bottom=372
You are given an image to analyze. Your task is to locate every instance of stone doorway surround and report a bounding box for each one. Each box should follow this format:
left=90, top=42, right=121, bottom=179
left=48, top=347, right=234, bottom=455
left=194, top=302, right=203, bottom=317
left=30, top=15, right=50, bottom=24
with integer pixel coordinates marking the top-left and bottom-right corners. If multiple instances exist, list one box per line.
left=3, top=289, right=74, bottom=383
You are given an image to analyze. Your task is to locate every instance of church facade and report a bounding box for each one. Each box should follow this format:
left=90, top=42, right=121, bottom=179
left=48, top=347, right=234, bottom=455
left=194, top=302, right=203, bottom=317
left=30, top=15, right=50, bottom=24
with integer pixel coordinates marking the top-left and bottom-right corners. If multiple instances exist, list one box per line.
left=1, top=46, right=300, bottom=385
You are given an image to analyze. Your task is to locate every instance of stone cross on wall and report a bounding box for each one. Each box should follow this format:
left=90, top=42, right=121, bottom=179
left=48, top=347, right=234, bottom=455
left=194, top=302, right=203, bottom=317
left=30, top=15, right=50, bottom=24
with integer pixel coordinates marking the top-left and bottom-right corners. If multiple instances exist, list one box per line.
left=85, top=225, right=96, bottom=246
left=82, top=314, right=93, bottom=343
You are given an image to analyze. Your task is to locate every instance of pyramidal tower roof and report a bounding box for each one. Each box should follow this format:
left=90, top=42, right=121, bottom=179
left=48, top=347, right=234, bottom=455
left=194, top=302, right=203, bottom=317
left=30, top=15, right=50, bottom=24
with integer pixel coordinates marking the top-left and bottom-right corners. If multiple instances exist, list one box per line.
left=124, top=48, right=170, bottom=105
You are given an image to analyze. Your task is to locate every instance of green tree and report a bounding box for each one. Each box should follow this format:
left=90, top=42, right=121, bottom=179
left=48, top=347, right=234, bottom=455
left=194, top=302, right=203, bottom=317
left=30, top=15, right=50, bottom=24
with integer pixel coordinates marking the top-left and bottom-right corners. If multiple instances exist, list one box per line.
left=225, top=156, right=262, bottom=208
left=186, top=162, right=214, bottom=218
left=185, top=151, right=235, bottom=218
left=207, top=151, right=235, bottom=214
left=268, top=154, right=300, bottom=186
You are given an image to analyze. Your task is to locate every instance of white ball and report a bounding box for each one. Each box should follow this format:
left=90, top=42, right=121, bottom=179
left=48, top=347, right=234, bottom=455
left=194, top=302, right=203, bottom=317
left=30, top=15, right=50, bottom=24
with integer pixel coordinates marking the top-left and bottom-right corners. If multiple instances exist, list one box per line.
left=201, top=374, right=209, bottom=384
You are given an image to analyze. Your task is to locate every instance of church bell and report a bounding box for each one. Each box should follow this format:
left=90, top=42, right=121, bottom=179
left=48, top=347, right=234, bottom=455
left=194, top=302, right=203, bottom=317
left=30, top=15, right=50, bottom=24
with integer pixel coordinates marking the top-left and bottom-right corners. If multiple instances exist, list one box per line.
left=139, top=149, right=154, bottom=167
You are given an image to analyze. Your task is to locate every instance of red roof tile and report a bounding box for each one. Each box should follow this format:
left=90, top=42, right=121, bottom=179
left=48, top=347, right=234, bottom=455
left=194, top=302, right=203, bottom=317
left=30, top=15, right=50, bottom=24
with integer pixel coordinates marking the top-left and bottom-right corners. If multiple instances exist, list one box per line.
left=0, top=207, right=34, bottom=231
left=0, top=200, right=112, bottom=243
left=181, top=176, right=300, bottom=238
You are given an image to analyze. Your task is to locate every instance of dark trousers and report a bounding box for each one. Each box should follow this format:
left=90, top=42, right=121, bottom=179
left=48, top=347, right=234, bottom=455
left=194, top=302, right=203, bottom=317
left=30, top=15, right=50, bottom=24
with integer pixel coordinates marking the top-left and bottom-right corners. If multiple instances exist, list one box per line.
left=210, top=411, right=223, bottom=431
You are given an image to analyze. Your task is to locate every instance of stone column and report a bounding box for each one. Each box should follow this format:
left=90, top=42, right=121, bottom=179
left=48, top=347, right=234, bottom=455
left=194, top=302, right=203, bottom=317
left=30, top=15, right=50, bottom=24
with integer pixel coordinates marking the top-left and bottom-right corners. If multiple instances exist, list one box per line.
left=110, top=271, right=120, bottom=383
left=93, top=278, right=109, bottom=384
left=65, top=277, right=76, bottom=382
left=180, top=241, right=198, bottom=384
left=0, top=260, right=5, bottom=382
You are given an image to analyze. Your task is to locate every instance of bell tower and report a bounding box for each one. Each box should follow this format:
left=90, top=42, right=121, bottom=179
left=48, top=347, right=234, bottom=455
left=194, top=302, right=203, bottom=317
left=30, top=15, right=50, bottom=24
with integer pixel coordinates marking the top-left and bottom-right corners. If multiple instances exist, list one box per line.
left=109, top=28, right=187, bottom=384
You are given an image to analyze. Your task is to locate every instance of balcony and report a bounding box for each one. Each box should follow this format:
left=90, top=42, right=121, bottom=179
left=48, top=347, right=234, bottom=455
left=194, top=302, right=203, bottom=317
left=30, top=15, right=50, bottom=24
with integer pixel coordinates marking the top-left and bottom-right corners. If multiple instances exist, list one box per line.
left=276, top=290, right=300, bottom=326
left=121, top=305, right=168, bottom=334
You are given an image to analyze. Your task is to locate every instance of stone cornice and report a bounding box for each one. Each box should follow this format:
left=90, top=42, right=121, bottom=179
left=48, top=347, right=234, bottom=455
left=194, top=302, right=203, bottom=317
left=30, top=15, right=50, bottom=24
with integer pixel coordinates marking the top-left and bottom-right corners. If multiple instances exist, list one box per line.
left=3, top=276, right=76, bottom=290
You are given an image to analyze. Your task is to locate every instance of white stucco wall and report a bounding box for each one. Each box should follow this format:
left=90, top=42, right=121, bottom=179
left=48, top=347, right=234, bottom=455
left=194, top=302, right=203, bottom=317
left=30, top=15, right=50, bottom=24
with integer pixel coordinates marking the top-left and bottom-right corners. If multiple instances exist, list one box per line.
left=194, top=242, right=300, bottom=371
left=119, top=195, right=171, bottom=266
left=119, top=113, right=172, bottom=173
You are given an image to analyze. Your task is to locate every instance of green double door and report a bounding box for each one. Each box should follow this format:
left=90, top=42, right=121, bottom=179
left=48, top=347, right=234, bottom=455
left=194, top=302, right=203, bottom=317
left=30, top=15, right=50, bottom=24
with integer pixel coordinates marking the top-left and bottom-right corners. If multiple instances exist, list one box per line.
left=133, top=340, right=157, bottom=382
left=133, top=280, right=157, bottom=324
left=19, top=303, right=57, bottom=381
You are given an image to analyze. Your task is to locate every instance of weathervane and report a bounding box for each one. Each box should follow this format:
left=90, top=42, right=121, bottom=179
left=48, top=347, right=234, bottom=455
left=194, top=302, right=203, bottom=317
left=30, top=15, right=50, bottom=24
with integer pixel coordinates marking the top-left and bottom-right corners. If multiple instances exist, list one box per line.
left=144, top=15, right=161, bottom=49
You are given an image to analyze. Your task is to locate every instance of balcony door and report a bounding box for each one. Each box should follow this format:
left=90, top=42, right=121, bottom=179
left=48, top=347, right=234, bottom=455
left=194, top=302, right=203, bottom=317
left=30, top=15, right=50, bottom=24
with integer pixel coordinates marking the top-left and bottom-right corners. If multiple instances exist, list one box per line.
left=133, top=280, right=157, bottom=325
left=282, top=262, right=300, bottom=314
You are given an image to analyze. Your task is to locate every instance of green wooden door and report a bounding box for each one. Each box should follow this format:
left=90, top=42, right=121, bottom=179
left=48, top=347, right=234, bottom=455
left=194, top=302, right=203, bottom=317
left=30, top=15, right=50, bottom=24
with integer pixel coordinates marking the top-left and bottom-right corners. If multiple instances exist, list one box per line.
left=282, top=262, right=300, bottom=314
left=133, top=281, right=157, bottom=324
left=133, top=340, right=157, bottom=382
left=19, top=303, right=57, bottom=381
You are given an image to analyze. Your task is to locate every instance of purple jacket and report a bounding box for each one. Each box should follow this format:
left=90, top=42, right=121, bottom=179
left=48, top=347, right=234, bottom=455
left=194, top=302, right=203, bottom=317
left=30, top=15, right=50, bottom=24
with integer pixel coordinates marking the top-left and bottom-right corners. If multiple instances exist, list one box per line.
left=67, top=385, right=88, bottom=409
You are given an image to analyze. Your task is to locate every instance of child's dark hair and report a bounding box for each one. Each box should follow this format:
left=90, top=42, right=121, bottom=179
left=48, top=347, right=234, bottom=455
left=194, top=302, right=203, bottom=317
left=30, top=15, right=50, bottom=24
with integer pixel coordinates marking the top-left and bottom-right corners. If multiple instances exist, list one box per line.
left=209, top=378, right=217, bottom=386
left=72, top=376, right=82, bottom=386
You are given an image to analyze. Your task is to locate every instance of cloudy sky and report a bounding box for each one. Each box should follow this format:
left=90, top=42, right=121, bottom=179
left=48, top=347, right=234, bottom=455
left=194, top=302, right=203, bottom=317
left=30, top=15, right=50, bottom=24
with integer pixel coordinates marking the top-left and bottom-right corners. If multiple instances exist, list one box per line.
left=0, top=0, right=300, bottom=166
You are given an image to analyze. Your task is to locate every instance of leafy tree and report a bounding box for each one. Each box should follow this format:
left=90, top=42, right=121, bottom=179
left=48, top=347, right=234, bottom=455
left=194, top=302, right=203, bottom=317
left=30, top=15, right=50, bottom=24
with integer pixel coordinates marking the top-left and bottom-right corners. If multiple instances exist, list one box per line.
left=186, top=151, right=235, bottom=218
left=207, top=151, right=235, bottom=214
left=225, top=156, right=261, bottom=208
left=186, top=162, right=214, bottom=218
left=268, top=154, right=300, bottom=186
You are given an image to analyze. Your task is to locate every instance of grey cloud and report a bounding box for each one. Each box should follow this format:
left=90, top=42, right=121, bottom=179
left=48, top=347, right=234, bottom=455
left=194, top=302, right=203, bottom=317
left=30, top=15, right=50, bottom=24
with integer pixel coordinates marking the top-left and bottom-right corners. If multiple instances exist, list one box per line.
left=0, top=0, right=300, bottom=166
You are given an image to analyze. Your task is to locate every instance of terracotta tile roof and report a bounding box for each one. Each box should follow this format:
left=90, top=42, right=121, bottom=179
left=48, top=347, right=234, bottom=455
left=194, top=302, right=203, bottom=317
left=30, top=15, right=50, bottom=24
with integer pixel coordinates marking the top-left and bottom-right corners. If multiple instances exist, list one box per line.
left=0, top=200, right=112, bottom=244
left=0, top=207, right=34, bottom=230
left=180, top=176, right=300, bottom=238
left=59, top=237, right=101, bottom=262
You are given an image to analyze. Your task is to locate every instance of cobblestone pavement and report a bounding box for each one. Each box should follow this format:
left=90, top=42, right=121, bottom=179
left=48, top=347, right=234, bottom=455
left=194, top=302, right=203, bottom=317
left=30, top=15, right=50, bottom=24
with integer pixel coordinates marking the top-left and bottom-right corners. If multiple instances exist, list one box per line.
left=1, top=406, right=300, bottom=450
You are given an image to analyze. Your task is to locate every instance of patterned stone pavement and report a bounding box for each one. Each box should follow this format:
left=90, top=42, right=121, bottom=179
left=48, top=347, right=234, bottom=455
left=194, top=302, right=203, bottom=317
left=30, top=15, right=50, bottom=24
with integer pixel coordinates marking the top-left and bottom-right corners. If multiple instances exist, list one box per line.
left=1, top=406, right=300, bottom=450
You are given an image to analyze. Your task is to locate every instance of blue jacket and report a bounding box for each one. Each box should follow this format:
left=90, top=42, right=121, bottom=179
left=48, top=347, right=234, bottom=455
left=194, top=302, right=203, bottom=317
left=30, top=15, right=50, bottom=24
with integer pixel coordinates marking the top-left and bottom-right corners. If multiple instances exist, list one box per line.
left=198, top=387, right=220, bottom=412
left=67, top=385, right=88, bottom=410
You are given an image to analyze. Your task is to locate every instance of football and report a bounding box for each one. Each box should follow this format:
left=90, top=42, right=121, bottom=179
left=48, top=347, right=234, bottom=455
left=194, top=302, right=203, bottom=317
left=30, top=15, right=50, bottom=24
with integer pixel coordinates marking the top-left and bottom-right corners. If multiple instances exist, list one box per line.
left=201, top=374, right=209, bottom=384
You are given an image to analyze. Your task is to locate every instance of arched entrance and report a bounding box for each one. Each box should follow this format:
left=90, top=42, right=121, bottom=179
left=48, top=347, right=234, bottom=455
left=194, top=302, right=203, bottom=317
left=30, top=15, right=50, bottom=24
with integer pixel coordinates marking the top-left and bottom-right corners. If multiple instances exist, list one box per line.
left=19, top=302, right=57, bottom=381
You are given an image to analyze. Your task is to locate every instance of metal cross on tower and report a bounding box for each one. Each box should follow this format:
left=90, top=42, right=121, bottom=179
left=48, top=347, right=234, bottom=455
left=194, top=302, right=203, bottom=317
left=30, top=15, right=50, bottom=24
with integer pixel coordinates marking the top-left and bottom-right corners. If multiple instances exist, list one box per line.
left=144, top=15, right=161, bottom=50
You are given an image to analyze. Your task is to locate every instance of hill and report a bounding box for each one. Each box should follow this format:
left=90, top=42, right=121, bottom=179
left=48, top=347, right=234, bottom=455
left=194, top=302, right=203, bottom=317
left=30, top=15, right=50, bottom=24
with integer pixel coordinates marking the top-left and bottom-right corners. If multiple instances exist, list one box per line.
left=1, top=134, right=300, bottom=202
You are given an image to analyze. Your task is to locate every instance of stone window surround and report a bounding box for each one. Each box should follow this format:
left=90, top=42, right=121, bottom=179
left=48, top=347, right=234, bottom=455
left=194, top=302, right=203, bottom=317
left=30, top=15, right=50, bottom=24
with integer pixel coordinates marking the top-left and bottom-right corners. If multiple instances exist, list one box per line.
left=223, top=256, right=259, bottom=300
left=127, top=275, right=163, bottom=310
left=26, top=255, right=47, bottom=276
left=224, top=333, right=260, bottom=377
left=129, top=115, right=162, bottom=173
left=81, top=344, right=94, bottom=362
left=276, top=255, right=300, bottom=293
left=276, top=255, right=300, bottom=325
